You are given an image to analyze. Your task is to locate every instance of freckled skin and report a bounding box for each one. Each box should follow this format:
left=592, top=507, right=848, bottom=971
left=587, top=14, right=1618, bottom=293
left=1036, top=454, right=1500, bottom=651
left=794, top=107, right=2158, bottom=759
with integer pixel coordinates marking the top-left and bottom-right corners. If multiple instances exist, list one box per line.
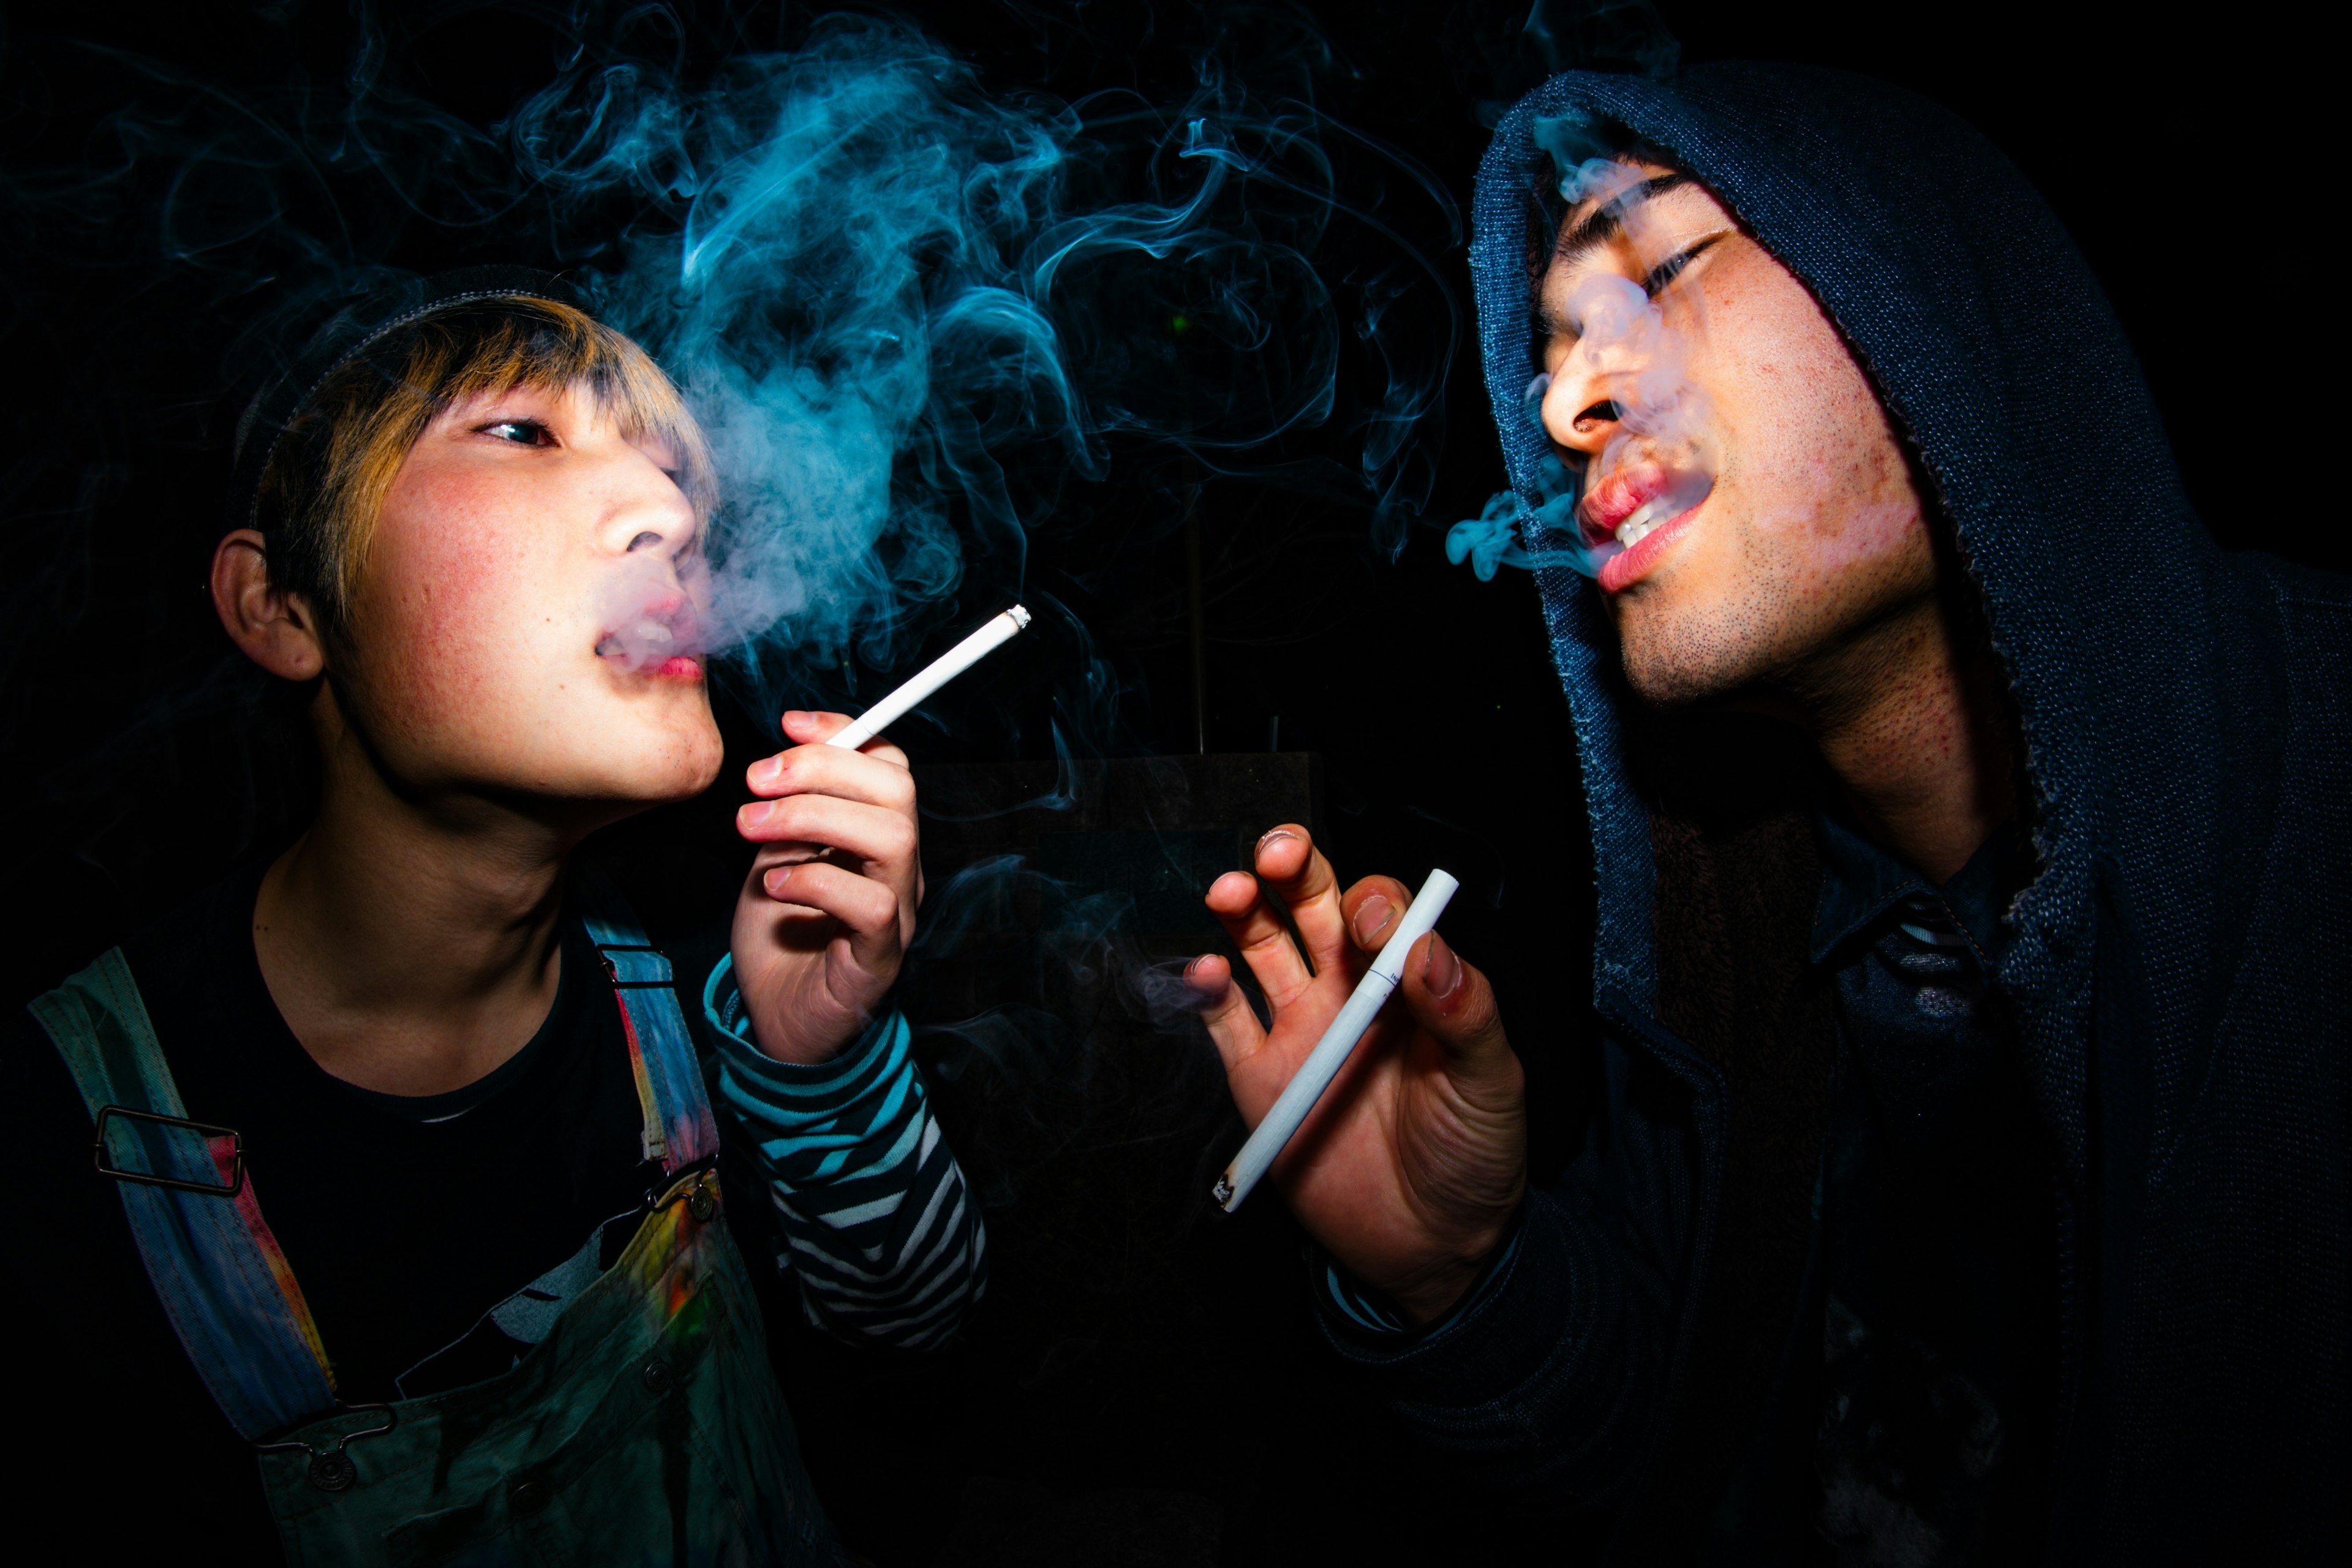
left=214, top=375, right=929, bottom=1094
left=1539, top=162, right=2011, bottom=881
left=337, top=385, right=723, bottom=803
left=1538, top=171, right=1936, bottom=710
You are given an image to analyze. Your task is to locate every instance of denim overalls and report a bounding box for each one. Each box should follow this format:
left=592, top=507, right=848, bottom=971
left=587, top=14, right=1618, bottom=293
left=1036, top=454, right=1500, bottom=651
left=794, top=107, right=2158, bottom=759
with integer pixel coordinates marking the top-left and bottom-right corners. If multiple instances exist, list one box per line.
left=30, top=883, right=840, bottom=1566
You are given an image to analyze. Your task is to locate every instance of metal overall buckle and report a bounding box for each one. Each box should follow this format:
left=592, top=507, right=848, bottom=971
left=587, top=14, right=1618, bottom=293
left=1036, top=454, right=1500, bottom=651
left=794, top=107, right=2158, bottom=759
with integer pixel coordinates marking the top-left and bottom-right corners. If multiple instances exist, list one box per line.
left=654, top=1162, right=720, bottom=1224
left=255, top=1403, right=398, bottom=1493
left=92, top=1106, right=245, bottom=1197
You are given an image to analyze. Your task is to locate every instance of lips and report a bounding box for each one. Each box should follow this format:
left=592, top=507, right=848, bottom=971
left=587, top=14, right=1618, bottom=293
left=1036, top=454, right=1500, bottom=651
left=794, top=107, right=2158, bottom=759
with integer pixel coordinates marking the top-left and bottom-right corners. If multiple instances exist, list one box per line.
left=1578, top=461, right=1713, bottom=594
left=596, top=589, right=703, bottom=676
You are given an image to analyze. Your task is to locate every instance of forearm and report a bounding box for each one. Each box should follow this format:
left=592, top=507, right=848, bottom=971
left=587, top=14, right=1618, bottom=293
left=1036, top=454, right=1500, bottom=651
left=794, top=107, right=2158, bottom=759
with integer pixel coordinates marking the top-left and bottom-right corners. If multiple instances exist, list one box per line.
left=706, top=960, right=986, bottom=1347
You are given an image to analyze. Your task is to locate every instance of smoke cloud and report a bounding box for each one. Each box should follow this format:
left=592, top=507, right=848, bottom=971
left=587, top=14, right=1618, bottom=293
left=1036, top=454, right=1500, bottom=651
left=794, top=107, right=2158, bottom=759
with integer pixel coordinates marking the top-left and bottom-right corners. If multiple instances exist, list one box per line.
left=483, top=13, right=1455, bottom=720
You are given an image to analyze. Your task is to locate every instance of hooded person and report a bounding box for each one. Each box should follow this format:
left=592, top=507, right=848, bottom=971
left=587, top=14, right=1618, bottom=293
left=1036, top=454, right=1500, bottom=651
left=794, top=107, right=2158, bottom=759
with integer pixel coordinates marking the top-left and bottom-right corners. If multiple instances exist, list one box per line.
left=1186, top=64, right=2347, bottom=1564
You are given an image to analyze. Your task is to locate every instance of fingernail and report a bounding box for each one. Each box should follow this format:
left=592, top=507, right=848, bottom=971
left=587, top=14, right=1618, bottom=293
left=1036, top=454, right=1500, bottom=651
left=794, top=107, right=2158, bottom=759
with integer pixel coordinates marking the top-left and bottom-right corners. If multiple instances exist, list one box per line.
left=1424, top=935, right=1463, bottom=1001
left=1352, top=894, right=1394, bottom=944
left=1184, top=955, right=1210, bottom=981
left=764, top=865, right=792, bottom=895
left=1256, top=828, right=1298, bottom=862
left=782, top=710, right=810, bottom=731
left=739, top=801, right=774, bottom=827
left=750, top=757, right=783, bottom=788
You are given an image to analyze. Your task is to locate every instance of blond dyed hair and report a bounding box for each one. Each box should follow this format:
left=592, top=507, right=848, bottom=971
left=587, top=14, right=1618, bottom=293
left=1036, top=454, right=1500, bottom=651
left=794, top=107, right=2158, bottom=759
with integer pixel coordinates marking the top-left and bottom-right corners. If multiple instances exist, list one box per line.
left=254, top=295, right=714, bottom=636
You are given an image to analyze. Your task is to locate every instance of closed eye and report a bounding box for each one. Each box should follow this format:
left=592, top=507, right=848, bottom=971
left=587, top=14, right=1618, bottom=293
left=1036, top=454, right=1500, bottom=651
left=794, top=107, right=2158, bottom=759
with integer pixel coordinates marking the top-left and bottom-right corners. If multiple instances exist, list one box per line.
left=478, top=418, right=557, bottom=447
left=1643, top=234, right=1725, bottom=298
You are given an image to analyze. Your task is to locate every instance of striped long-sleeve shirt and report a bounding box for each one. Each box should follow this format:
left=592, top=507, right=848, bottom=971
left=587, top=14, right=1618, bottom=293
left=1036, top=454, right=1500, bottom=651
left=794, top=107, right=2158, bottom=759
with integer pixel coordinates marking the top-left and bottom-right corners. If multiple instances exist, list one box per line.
left=701, top=957, right=985, bottom=1349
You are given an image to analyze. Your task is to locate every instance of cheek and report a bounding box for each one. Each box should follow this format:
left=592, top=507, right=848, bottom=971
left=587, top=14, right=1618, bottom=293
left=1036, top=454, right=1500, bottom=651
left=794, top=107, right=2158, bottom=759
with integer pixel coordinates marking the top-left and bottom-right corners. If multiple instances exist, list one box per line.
left=360, top=470, right=572, bottom=720
left=1706, top=280, right=1924, bottom=588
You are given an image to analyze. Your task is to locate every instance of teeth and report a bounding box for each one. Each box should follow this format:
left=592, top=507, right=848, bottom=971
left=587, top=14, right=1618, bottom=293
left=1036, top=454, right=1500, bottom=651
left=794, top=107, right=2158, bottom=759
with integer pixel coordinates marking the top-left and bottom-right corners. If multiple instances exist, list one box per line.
left=1616, top=500, right=1667, bottom=549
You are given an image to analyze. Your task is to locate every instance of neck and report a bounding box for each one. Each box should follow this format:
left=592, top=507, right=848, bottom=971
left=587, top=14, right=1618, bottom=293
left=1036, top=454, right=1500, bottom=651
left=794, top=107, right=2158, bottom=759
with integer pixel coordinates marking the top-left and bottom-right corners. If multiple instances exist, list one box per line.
left=1779, top=590, right=2015, bottom=884
left=254, top=688, right=607, bottom=1097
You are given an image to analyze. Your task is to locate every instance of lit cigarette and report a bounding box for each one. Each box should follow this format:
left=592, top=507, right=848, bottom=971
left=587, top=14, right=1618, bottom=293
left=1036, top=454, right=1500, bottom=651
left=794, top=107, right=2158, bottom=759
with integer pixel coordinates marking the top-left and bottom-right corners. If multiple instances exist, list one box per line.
left=1213, top=867, right=1461, bottom=1212
left=827, top=605, right=1031, bottom=750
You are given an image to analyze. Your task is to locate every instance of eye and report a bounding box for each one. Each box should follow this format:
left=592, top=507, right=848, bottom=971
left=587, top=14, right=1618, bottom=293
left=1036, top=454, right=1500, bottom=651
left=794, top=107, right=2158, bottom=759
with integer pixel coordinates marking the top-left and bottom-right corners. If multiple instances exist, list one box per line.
left=1642, top=235, right=1724, bottom=298
left=478, top=418, right=556, bottom=447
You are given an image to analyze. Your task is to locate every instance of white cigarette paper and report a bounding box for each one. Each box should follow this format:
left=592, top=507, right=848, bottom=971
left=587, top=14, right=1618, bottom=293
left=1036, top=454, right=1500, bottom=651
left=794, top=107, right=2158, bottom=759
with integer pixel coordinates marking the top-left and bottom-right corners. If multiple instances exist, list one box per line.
left=1213, top=867, right=1461, bottom=1212
left=827, top=605, right=1031, bottom=750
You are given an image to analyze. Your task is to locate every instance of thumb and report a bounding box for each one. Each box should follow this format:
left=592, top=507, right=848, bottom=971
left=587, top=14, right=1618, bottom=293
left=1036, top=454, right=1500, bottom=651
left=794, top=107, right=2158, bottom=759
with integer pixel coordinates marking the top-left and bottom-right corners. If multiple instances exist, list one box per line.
left=1396, top=932, right=1514, bottom=1080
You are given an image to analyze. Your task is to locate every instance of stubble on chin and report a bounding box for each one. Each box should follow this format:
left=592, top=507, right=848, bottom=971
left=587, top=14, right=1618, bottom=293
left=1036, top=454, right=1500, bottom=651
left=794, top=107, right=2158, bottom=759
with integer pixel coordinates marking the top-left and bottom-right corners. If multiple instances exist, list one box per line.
left=1613, top=586, right=1784, bottom=712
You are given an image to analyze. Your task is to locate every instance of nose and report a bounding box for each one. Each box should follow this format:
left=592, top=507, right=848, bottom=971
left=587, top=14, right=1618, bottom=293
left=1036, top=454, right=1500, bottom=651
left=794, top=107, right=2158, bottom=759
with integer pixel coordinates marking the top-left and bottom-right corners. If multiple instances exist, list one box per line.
left=1540, top=354, right=1629, bottom=462
left=603, top=448, right=699, bottom=559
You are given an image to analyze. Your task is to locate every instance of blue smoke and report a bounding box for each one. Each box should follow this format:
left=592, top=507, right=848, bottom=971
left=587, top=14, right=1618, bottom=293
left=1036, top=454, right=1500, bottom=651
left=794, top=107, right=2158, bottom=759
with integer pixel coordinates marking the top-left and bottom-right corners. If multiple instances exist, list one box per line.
left=3, top=5, right=1463, bottom=1176
left=489, top=13, right=1456, bottom=715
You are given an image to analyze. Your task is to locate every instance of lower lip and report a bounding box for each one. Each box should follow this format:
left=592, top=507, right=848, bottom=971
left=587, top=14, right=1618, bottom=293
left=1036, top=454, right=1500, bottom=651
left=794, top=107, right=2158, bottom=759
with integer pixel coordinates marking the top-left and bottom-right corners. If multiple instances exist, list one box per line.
left=1597, top=500, right=1706, bottom=595
left=650, top=655, right=703, bottom=680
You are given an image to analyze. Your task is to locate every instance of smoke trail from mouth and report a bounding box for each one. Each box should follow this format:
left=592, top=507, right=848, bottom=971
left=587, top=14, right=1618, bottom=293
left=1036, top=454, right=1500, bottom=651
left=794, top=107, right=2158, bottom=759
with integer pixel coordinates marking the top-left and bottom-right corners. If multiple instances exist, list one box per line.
left=1447, top=134, right=1713, bottom=581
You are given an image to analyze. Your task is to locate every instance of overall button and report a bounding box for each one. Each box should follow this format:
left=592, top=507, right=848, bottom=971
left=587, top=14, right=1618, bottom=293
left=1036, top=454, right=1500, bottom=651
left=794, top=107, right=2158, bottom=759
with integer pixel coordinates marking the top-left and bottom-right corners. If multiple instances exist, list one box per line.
left=687, top=1181, right=717, bottom=1223
left=642, top=1357, right=676, bottom=1395
left=308, top=1452, right=356, bottom=1493
left=510, top=1477, right=551, bottom=1516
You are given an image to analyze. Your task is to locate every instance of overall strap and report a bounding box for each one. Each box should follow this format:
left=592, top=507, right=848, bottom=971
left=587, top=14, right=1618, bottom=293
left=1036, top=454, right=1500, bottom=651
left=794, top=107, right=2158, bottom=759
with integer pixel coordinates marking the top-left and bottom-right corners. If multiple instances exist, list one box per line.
left=573, top=871, right=719, bottom=1172
left=29, top=949, right=338, bottom=1441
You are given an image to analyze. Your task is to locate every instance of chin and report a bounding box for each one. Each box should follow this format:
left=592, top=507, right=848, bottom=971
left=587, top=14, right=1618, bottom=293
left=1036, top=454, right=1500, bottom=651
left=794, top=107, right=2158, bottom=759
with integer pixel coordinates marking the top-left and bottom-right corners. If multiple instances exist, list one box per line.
left=1619, top=617, right=1768, bottom=711
left=581, top=716, right=725, bottom=805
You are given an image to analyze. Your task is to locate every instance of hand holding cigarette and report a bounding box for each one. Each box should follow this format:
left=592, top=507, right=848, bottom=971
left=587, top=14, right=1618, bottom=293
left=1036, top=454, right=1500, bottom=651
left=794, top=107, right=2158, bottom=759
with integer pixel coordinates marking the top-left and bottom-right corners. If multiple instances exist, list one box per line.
left=728, top=606, right=1028, bottom=1066
left=729, top=710, right=925, bottom=1066
left=1189, top=826, right=1527, bottom=1325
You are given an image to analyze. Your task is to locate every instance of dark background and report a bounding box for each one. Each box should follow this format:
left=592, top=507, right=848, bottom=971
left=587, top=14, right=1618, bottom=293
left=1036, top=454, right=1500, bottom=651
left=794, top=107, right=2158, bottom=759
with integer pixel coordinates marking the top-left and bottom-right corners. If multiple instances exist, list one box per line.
left=1, top=4, right=2332, bottom=1564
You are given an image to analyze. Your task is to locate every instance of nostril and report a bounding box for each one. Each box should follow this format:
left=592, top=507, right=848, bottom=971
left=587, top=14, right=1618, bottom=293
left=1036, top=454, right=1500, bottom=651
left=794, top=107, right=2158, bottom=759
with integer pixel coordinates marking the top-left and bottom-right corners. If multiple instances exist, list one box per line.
left=1574, top=400, right=1623, bottom=430
left=626, top=530, right=663, bottom=551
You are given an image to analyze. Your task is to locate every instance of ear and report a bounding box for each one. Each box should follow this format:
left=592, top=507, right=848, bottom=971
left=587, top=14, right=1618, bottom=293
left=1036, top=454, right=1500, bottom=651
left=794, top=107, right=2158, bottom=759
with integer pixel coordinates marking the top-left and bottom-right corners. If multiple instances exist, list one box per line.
left=211, top=529, right=327, bottom=680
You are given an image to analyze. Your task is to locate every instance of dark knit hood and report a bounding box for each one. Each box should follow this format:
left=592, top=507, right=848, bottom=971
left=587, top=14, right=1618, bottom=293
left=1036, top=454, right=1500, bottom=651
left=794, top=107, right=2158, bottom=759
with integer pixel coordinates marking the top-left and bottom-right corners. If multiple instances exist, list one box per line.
left=1477, top=64, right=2285, bottom=1183
left=1466, top=64, right=2348, bottom=1558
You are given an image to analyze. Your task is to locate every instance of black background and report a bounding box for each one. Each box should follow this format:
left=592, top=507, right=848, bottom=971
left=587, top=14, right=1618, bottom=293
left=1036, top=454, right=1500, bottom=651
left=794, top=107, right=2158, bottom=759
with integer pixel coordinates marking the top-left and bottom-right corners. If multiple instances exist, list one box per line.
left=1, top=4, right=2332, bottom=1564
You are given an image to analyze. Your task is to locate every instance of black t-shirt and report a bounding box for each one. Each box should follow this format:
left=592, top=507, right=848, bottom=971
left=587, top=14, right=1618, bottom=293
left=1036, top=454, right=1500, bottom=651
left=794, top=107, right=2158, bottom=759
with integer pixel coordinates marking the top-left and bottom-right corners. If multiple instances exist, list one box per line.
left=3, top=862, right=679, bottom=1562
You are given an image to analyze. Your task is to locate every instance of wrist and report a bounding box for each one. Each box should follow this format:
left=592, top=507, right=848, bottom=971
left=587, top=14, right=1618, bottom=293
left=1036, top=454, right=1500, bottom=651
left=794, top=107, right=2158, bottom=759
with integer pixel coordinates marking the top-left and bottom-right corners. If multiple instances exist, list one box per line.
left=1387, top=1217, right=1518, bottom=1326
left=702, top=955, right=889, bottom=1067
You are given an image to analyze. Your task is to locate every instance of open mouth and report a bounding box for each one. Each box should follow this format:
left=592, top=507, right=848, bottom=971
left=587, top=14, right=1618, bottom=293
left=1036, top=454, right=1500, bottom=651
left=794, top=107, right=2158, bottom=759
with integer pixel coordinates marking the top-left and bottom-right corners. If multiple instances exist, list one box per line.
left=1577, top=460, right=1715, bottom=584
left=596, top=592, right=702, bottom=675
left=1613, top=494, right=1684, bottom=552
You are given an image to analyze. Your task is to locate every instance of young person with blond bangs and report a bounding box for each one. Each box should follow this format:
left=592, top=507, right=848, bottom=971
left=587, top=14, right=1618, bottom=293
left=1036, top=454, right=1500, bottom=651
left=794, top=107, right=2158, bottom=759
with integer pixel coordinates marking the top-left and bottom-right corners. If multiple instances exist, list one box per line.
left=11, top=271, right=981, bottom=1563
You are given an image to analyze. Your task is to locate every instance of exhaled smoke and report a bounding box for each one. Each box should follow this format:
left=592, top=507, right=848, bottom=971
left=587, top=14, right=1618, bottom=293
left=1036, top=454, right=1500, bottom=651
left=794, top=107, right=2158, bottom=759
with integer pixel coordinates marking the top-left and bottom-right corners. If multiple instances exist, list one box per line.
left=496, top=15, right=1455, bottom=712
left=1449, top=138, right=1714, bottom=581
left=9, top=9, right=1455, bottom=734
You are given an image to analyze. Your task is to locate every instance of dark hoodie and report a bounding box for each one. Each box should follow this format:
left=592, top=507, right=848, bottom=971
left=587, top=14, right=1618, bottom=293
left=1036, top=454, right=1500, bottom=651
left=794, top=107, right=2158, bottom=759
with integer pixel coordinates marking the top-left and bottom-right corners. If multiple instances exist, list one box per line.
left=1318, top=66, right=2348, bottom=1564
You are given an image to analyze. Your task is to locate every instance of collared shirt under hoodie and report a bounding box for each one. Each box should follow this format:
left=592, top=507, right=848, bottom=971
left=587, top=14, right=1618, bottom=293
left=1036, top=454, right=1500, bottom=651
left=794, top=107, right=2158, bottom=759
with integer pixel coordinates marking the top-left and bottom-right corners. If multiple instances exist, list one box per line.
left=1809, top=813, right=2057, bottom=1564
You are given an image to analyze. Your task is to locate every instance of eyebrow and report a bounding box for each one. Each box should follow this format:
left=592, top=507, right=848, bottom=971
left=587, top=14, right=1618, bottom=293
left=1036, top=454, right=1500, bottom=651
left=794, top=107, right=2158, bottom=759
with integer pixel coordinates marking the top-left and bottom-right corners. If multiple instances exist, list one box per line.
left=1536, top=173, right=1694, bottom=341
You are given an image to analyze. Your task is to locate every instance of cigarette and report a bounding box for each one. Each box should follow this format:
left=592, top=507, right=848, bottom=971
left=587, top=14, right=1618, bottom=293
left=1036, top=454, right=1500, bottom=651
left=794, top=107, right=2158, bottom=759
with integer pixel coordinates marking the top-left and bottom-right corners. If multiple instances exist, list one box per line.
left=827, top=605, right=1031, bottom=750
left=1212, top=867, right=1461, bottom=1212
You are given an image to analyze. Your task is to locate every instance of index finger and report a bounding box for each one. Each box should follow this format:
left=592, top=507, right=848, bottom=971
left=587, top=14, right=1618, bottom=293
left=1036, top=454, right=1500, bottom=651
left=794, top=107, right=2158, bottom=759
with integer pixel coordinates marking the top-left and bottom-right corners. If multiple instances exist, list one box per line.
left=780, top=708, right=911, bottom=771
left=1251, top=824, right=1348, bottom=973
left=747, top=736, right=917, bottom=812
